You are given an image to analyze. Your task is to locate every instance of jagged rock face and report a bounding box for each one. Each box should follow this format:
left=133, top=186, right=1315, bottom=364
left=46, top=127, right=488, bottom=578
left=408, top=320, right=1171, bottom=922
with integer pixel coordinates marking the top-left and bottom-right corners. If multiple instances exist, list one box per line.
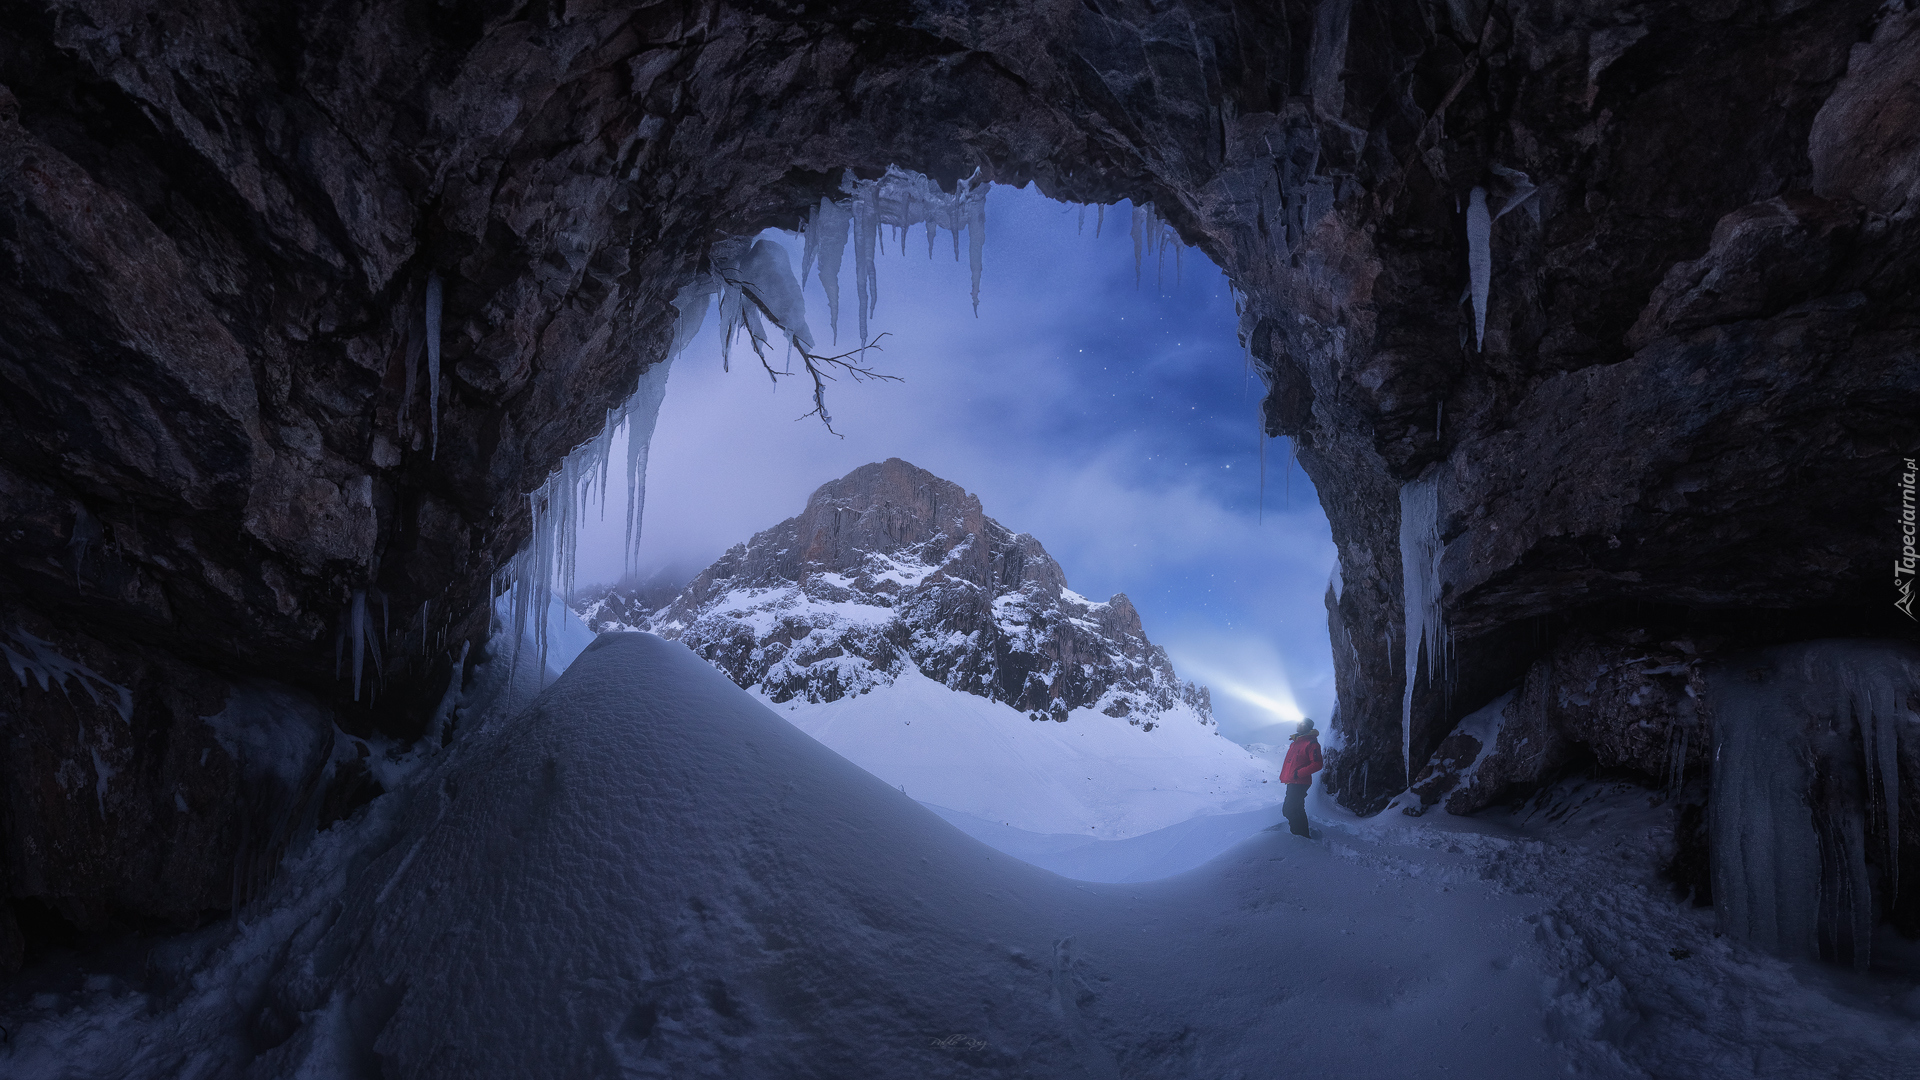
left=2, top=0, right=1916, bottom=939
left=1407, top=631, right=1712, bottom=815
left=1279, top=0, right=1920, bottom=811
left=586, top=458, right=1214, bottom=727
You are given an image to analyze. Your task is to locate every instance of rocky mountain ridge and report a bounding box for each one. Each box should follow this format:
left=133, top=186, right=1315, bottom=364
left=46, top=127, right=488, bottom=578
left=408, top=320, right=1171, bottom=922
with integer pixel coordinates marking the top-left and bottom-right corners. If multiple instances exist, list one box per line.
left=581, top=458, right=1213, bottom=730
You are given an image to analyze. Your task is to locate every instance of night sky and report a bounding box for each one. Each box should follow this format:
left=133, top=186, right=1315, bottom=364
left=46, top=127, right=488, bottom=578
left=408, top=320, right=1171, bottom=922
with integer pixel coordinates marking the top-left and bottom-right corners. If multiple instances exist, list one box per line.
left=572, top=184, right=1337, bottom=744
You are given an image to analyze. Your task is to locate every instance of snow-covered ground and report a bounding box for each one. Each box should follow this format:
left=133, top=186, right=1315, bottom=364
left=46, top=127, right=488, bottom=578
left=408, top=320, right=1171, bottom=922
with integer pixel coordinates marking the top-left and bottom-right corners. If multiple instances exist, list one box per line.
left=763, top=667, right=1277, bottom=839
left=3, top=633, right=1917, bottom=1078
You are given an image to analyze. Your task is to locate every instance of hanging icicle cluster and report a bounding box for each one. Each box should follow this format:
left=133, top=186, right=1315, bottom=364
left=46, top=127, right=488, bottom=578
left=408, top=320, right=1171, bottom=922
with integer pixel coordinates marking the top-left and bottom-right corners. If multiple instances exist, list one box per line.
left=1709, top=641, right=1917, bottom=970
left=498, top=357, right=675, bottom=686
left=1129, top=201, right=1181, bottom=291
left=335, top=588, right=389, bottom=703
left=497, top=165, right=995, bottom=685
left=799, top=165, right=989, bottom=345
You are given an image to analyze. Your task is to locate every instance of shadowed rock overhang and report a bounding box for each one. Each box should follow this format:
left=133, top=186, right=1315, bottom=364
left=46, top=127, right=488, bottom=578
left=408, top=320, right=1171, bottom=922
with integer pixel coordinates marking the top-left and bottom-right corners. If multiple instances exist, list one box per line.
left=0, top=0, right=1916, bottom=942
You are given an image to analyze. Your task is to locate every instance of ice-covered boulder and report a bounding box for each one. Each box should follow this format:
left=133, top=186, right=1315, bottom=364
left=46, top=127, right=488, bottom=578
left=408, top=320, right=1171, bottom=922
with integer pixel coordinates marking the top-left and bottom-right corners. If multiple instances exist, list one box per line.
left=1706, top=640, right=1920, bottom=967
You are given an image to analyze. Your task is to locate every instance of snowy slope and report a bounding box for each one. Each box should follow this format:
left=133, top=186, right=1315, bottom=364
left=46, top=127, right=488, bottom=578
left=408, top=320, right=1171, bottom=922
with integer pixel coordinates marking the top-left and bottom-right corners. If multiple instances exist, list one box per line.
left=922, top=801, right=1290, bottom=883
left=589, top=457, right=1276, bottom=839
left=765, top=668, right=1274, bottom=838
left=3, top=633, right=1918, bottom=1079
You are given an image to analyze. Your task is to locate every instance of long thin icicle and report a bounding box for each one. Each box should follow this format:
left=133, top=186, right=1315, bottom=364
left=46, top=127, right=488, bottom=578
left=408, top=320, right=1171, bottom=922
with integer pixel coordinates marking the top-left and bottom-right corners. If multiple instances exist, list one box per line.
left=852, top=181, right=880, bottom=345
left=425, top=273, right=444, bottom=457
left=1399, top=473, right=1446, bottom=786
left=1466, top=188, right=1490, bottom=352
left=805, top=197, right=851, bottom=343
left=622, top=357, right=673, bottom=573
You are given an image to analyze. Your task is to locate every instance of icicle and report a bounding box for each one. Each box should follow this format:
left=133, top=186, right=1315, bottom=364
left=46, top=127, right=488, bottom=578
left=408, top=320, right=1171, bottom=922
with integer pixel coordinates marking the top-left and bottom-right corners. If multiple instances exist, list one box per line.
left=1095, top=203, right=1105, bottom=239
left=852, top=180, right=880, bottom=345
left=622, top=357, right=673, bottom=573
left=1709, top=641, right=1920, bottom=969
left=809, top=198, right=849, bottom=342
left=713, top=277, right=744, bottom=372
left=735, top=240, right=817, bottom=351
left=668, top=282, right=714, bottom=361
left=504, top=349, right=676, bottom=680
left=1156, top=221, right=1172, bottom=292
left=1466, top=188, right=1490, bottom=352
left=1131, top=202, right=1148, bottom=285
left=1078, top=205, right=1086, bottom=234
left=963, top=172, right=987, bottom=314
left=425, top=273, right=444, bottom=457
left=1710, top=662, right=1826, bottom=963
left=1398, top=472, right=1446, bottom=786
left=348, top=589, right=368, bottom=701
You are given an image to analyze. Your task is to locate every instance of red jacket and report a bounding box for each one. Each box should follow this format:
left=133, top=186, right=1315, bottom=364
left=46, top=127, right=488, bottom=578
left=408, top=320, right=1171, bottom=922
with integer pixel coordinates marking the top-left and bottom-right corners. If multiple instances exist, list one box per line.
left=1279, top=735, right=1323, bottom=785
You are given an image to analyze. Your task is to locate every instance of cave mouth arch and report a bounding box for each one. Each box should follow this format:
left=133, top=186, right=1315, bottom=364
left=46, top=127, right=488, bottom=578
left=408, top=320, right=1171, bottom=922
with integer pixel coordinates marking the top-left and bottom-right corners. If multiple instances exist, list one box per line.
left=3, top=0, right=1917, bottom=969
left=562, top=181, right=1335, bottom=750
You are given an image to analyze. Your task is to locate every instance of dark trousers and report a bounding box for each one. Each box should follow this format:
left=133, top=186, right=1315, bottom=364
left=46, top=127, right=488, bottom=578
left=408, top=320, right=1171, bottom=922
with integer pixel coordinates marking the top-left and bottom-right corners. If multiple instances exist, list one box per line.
left=1283, top=782, right=1311, bottom=836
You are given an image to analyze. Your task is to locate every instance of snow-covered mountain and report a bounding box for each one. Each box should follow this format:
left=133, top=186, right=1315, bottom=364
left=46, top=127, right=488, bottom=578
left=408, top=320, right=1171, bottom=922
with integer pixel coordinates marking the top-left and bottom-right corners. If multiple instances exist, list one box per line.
left=580, top=458, right=1272, bottom=835
left=584, top=457, right=1213, bottom=727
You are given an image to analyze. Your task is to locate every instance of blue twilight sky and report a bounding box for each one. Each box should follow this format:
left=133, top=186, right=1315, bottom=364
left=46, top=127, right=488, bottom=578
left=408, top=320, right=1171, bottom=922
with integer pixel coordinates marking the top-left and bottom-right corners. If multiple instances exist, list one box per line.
left=571, top=184, right=1337, bottom=745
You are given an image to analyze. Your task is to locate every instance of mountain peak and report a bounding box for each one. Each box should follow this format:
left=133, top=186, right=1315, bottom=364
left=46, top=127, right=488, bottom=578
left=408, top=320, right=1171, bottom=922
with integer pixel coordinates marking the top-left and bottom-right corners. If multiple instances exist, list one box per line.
left=583, top=462, right=1210, bottom=730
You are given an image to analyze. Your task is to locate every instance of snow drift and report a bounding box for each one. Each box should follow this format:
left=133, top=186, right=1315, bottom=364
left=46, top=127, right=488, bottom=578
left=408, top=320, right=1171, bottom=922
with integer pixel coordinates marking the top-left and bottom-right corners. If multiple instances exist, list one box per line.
left=227, top=633, right=1578, bottom=1078
left=11, top=634, right=1920, bottom=1079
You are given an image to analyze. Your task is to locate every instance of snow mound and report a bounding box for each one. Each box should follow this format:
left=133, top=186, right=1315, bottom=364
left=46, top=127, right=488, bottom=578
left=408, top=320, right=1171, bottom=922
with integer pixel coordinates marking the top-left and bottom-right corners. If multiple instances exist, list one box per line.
left=8, top=634, right=1918, bottom=1079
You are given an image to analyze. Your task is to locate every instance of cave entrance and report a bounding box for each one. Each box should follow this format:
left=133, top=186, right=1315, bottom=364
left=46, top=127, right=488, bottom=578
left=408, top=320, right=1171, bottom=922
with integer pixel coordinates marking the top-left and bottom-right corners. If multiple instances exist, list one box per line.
left=555, top=182, right=1338, bottom=866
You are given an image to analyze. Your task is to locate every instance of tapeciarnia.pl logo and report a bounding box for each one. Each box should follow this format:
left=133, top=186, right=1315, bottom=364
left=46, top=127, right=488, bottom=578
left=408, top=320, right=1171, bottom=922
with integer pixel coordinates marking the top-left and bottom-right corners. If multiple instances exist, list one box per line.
left=1899, top=457, right=1918, bottom=621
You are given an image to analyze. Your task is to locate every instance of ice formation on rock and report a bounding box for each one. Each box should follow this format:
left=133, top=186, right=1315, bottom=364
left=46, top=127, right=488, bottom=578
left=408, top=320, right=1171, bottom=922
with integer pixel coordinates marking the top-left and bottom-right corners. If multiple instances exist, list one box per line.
left=1399, top=472, right=1447, bottom=785
left=1, top=625, right=133, bottom=723
left=798, top=166, right=989, bottom=343
left=499, top=356, right=674, bottom=685
left=799, top=196, right=851, bottom=340
left=1466, top=187, right=1491, bottom=351
left=1130, top=201, right=1180, bottom=290
left=1489, top=165, right=1539, bottom=224
left=1709, top=641, right=1918, bottom=969
left=337, top=588, right=384, bottom=702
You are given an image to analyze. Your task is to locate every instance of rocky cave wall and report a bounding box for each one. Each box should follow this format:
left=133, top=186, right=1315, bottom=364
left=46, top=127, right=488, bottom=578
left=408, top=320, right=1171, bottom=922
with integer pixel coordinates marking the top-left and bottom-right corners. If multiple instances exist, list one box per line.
left=1, top=0, right=1917, bottom=965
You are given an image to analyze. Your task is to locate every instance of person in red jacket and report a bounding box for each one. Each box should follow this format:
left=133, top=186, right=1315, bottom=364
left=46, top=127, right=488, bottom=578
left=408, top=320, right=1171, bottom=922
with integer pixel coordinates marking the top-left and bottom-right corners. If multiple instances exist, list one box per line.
left=1279, top=718, right=1323, bottom=838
